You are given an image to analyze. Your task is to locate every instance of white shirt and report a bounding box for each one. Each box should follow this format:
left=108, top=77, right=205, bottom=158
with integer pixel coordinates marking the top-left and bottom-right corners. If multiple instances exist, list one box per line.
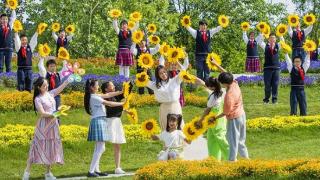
left=14, top=32, right=38, bottom=53
left=38, top=57, right=68, bottom=79
left=52, top=32, right=73, bottom=43
left=159, top=130, right=185, bottom=148
left=285, top=53, right=310, bottom=73
left=112, top=19, right=139, bottom=35
left=242, top=32, right=263, bottom=44
left=90, top=94, right=106, bottom=119
left=130, top=43, right=160, bottom=56
left=207, top=89, right=226, bottom=108
left=288, top=25, right=313, bottom=38
left=186, top=26, right=222, bottom=39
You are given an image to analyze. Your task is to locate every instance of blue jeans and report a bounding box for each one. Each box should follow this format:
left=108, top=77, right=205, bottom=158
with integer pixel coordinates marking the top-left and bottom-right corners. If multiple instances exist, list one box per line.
left=263, top=68, right=280, bottom=103
left=0, top=49, right=13, bottom=72
left=196, top=55, right=210, bottom=81
left=292, top=48, right=306, bottom=63
left=17, top=68, right=33, bottom=92
left=290, top=87, right=307, bottom=116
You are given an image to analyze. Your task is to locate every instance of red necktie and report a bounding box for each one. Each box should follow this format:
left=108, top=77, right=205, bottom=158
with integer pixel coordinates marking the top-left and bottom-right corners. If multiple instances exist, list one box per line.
left=50, top=73, right=56, bottom=89
left=250, top=40, right=254, bottom=48
left=202, top=31, right=207, bottom=42
left=297, top=30, right=302, bottom=41
left=2, top=25, right=8, bottom=38
left=269, top=45, right=274, bottom=56
left=172, top=70, right=177, bottom=77
left=298, top=67, right=305, bottom=81
left=122, top=30, right=128, bottom=39
left=21, top=46, right=27, bottom=58
left=60, top=38, right=65, bottom=47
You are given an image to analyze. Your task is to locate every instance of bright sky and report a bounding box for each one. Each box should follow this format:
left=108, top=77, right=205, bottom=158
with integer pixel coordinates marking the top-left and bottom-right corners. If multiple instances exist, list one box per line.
left=267, top=0, right=296, bottom=13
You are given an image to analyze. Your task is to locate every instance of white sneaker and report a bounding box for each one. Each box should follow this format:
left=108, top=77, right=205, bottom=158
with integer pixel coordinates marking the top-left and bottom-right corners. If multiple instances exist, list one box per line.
left=45, top=172, right=56, bottom=180
left=22, top=171, right=30, bottom=180
left=115, top=168, right=126, bottom=174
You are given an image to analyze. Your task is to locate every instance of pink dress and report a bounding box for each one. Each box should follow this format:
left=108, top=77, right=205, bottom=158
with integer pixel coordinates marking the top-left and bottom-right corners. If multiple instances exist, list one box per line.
left=27, top=90, right=64, bottom=165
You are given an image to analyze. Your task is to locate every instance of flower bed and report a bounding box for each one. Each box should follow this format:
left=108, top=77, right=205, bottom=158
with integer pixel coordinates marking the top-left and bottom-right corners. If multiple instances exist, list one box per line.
left=280, top=60, right=320, bottom=73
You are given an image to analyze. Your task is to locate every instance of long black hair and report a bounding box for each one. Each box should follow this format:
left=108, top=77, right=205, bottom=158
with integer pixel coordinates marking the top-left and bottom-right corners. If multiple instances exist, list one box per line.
left=166, top=114, right=182, bottom=132
left=84, top=79, right=98, bottom=115
left=205, top=77, right=223, bottom=98
left=33, top=77, right=46, bottom=113
left=101, top=81, right=111, bottom=94
left=155, top=65, right=169, bottom=89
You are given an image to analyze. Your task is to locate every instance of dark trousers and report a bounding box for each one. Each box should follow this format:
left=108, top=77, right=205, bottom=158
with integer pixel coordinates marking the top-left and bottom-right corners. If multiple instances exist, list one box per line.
left=196, top=54, right=210, bottom=81
left=55, top=95, right=61, bottom=110
left=292, top=48, right=306, bottom=63
left=0, top=49, right=13, bottom=72
left=17, top=68, right=33, bottom=92
left=290, top=87, right=307, bottom=116
left=137, top=67, right=154, bottom=95
left=263, top=68, right=280, bottom=103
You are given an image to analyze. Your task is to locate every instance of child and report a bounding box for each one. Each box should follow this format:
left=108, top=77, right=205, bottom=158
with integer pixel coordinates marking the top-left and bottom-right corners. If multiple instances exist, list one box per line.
left=84, top=79, right=124, bottom=177
left=210, top=59, right=249, bottom=162
left=14, top=30, right=38, bottom=92
left=52, top=29, right=74, bottom=56
left=197, top=77, right=229, bottom=161
left=22, top=76, right=71, bottom=180
left=242, top=31, right=262, bottom=72
left=101, top=81, right=133, bottom=174
left=285, top=53, right=310, bottom=116
left=186, top=20, right=222, bottom=80
left=112, top=18, right=139, bottom=78
left=131, top=40, right=159, bottom=94
left=152, top=114, right=190, bottom=160
left=0, top=10, right=16, bottom=72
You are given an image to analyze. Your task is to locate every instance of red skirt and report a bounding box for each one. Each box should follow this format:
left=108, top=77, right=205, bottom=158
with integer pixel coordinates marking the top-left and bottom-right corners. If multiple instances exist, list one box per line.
left=245, top=57, right=260, bottom=72
left=116, top=48, right=134, bottom=66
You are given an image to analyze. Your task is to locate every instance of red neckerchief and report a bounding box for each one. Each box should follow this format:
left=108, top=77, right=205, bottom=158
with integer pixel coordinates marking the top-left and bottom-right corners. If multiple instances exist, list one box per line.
left=297, top=30, right=302, bottom=41
left=2, top=25, right=8, bottom=38
left=250, top=40, right=254, bottom=48
left=269, top=44, right=274, bottom=56
left=21, top=46, right=27, bottom=58
left=60, top=37, right=65, bottom=47
left=297, top=67, right=305, bottom=80
left=202, top=31, right=207, bottom=42
left=172, top=70, right=177, bottom=77
left=122, top=30, right=128, bottom=39
left=50, top=73, right=56, bottom=89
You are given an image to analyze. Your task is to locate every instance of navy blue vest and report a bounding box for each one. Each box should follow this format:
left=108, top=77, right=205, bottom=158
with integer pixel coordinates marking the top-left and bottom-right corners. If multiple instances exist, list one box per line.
left=118, top=30, right=132, bottom=49
left=291, top=30, right=305, bottom=48
left=290, top=67, right=305, bottom=86
left=195, top=30, right=211, bottom=55
left=311, top=49, right=318, bottom=61
left=0, top=24, right=13, bottom=49
left=56, top=37, right=68, bottom=55
left=136, top=46, right=150, bottom=70
left=46, top=72, right=61, bottom=91
left=264, top=43, right=280, bottom=69
left=17, top=45, right=32, bottom=69
left=246, top=40, right=258, bottom=57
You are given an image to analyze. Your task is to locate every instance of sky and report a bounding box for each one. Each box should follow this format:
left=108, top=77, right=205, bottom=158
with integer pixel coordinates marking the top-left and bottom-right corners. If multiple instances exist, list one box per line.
left=267, top=0, right=296, bottom=13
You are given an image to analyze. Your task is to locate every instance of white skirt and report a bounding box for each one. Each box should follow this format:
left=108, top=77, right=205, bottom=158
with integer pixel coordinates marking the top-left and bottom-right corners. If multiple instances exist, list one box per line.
left=106, top=117, right=126, bottom=144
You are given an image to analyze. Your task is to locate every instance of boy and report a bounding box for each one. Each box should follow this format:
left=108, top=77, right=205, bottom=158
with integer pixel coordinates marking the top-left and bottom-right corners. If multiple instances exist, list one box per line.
left=52, top=29, right=74, bottom=56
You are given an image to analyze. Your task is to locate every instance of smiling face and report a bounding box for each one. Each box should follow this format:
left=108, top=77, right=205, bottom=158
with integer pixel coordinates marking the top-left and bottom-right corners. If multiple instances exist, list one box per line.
left=268, top=34, right=276, bottom=45
left=158, top=68, right=168, bottom=81
left=47, top=64, right=56, bottom=73
left=199, top=24, right=207, bottom=31
left=249, top=32, right=255, bottom=40
left=1, top=16, right=8, bottom=26
left=168, top=118, right=178, bottom=131
left=39, top=80, right=49, bottom=94
left=90, top=81, right=99, bottom=93
left=59, top=31, right=66, bottom=38
left=105, top=82, right=115, bottom=93
left=293, top=58, right=302, bottom=68
left=121, top=22, right=128, bottom=31
left=21, top=36, right=28, bottom=47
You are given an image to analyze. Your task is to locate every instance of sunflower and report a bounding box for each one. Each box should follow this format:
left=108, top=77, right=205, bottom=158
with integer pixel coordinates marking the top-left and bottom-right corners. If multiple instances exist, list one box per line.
left=37, top=23, right=48, bottom=35
left=123, top=93, right=132, bottom=110
left=51, top=22, right=60, bottom=32
left=288, top=14, right=300, bottom=27
left=203, top=112, right=217, bottom=128
left=13, top=20, right=23, bottom=32
left=167, top=47, right=183, bottom=63
left=183, top=122, right=200, bottom=141
left=279, top=41, right=292, bottom=54
left=206, top=52, right=222, bottom=71
left=190, top=116, right=207, bottom=134
left=132, top=30, right=144, bottom=44
left=159, top=42, right=170, bottom=56
left=240, top=22, right=250, bottom=31
left=147, top=24, right=157, bottom=34
left=141, top=119, right=160, bottom=137
left=108, top=9, right=122, bottom=18
left=65, top=24, right=75, bottom=33
left=303, top=14, right=316, bottom=26
left=148, top=35, right=160, bottom=45
left=128, top=20, right=136, bottom=30
left=181, top=15, right=191, bottom=28
left=127, top=108, right=138, bottom=124
left=122, top=81, right=130, bottom=98
left=276, top=24, right=287, bottom=37
left=6, top=0, right=18, bottom=10
left=130, top=11, right=142, bottom=22
left=38, top=43, right=51, bottom=57
left=138, top=53, right=154, bottom=69
left=179, top=70, right=196, bottom=84
left=58, top=47, right=70, bottom=60
left=218, top=15, right=229, bottom=28
left=256, top=22, right=267, bottom=32
left=177, top=47, right=186, bottom=59
left=135, top=71, right=150, bottom=87
left=303, top=39, right=317, bottom=52
left=263, top=24, right=271, bottom=39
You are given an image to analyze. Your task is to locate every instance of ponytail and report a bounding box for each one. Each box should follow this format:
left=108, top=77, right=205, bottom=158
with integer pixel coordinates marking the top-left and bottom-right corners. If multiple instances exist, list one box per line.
left=84, top=79, right=97, bottom=115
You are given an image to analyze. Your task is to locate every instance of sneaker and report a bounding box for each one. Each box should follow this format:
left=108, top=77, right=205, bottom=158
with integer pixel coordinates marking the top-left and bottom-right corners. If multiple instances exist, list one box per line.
left=45, top=172, right=56, bottom=180
left=272, top=101, right=278, bottom=104
left=22, top=171, right=30, bottom=180
left=95, top=171, right=108, bottom=176
left=115, top=168, right=126, bottom=174
left=87, top=172, right=99, bottom=177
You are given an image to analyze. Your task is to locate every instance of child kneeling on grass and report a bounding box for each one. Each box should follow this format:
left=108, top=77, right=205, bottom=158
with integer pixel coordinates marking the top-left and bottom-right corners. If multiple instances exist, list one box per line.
left=152, top=114, right=190, bottom=161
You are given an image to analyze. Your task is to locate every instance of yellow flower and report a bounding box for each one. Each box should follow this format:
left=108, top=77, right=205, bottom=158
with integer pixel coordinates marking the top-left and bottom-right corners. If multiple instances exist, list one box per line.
left=138, top=53, right=154, bottom=69
left=147, top=24, right=157, bottom=33
left=123, top=94, right=132, bottom=110
left=127, top=108, right=138, bottom=124
left=179, top=70, right=196, bottom=84
left=279, top=41, right=292, bottom=53
left=65, top=24, right=75, bottom=33
left=206, top=52, right=221, bottom=71
left=135, top=71, right=150, bottom=87
left=122, top=81, right=130, bottom=98
left=159, top=42, right=170, bottom=56
left=204, top=112, right=217, bottom=128
left=256, top=22, right=267, bottom=32
left=6, top=0, right=18, bottom=10
left=167, top=47, right=184, bottom=63
left=51, top=22, right=60, bottom=32
left=132, top=30, right=144, bottom=44
left=38, top=43, right=52, bottom=57
left=130, top=11, right=142, bottom=22
left=218, top=15, right=229, bottom=28
left=128, top=20, right=136, bottom=30
left=37, top=23, right=48, bottom=35
left=148, top=35, right=160, bottom=45
left=58, top=47, right=70, bottom=60
left=13, top=20, right=23, bottom=32
left=183, top=122, right=199, bottom=141
left=109, top=9, right=122, bottom=18
left=141, top=119, right=160, bottom=137
left=276, top=24, right=287, bottom=37
left=303, top=39, right=317, bottom=52
left=241, top=22, right=250, bottom=31
left=303, top=14, right=316, bottom=26
left=288, top=14, right=300, bottom=27
left=190, top=116, right=207, bottom=134
left=263, top=24, right=271, bottom=39
left=181, top=15, right=191, bottom=27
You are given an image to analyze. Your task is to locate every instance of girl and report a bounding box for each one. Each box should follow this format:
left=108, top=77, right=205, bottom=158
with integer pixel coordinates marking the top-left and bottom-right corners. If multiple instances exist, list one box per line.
left=84, top=79, right=124, bottom=177
left=52, top=29, right=74, bottom=56
left=242, top=31, right=262, bottom=72
left=22, top=76, right=71, bottom=180
left=197, top=77, right=229, bottom=161
left=152, top=114, right=190, bottom=160
left=101, top=81, right=132, bottom=174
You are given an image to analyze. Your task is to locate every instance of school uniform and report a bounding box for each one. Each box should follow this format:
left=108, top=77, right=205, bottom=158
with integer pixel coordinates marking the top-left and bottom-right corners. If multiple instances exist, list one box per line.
left=243, top=32, right=261, bottom=72
left=116, top=30, right=133, bottom=66
left=52, top=32, right=73, bottom=56
left=288, top=25, right=313, bottom=62
left=46, top=72, right=62, bottom=110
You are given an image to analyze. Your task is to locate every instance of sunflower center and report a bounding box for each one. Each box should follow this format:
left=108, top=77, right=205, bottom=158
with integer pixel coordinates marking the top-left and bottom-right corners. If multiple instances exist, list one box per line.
left=9, top=2, right=14, bottom=6
left=60, top=51, right=66, bottom=57
left=194, top=122, right=202, bottom=130
left=152, top=37, right=158, bottom=41
left=138, top=74, right=146, bottom=81
left=136, top=34, right=141, bottom=39
left=143, top=57, right=149, bottom=64
left=172, top=51, right=178, bottom=58
left=145, top=122, right=154, bottom=130
left=306, top=16, right=312, bottom=22
left=260, top=25, right=265, bottom=29
left=279, top=28, right=285, bottom=33
left=222, top=18, right=226, bottom=23
left=307, top=44, right=312, bottom=48
left=184, top=19, right=190, bottom=24
left=133, top=14, right=139, bottom=18
left=291, top=18, right=296, bottom=23
left=187, top=128, right=195, bottom=135
left=243, top=25, right=248, bottom=28
left=183, top=75, right=191, bottom=81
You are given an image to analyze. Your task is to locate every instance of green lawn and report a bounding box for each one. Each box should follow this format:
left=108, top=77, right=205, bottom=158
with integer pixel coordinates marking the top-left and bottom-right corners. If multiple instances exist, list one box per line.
left=1, top=86, right=320, bottom=179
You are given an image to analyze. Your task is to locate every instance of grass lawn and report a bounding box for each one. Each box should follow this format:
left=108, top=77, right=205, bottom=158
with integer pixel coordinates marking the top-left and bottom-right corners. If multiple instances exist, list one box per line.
left=1, top=86, right=320, bottom=179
